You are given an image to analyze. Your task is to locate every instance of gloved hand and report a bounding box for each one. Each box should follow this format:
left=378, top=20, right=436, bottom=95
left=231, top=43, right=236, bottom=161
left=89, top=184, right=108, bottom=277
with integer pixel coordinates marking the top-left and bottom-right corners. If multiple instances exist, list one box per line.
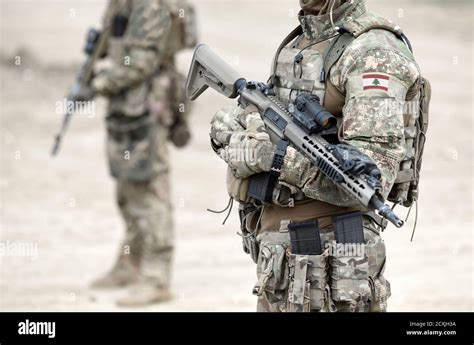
left=278, top=146, right=317, bottom=189
left=210, top=104, right=247, bottom=148
left=327, top=144, right=382, bottom=179
left=211, top=104, right=276, bottom=178
left=219, top=131, right=275, bottom=179
left=91, top=70, right=117, bottom=97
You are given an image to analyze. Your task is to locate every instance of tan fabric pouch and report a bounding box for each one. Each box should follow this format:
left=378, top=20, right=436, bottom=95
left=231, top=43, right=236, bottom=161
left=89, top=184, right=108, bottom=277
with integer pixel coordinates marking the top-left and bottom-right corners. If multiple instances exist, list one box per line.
left=330, top=254, right=371, bottom=307
left=226, top=168, right=251, bottom=203
left=254, top=233, right=290, bottom=305
left=287, top=250, right=330, bottom=312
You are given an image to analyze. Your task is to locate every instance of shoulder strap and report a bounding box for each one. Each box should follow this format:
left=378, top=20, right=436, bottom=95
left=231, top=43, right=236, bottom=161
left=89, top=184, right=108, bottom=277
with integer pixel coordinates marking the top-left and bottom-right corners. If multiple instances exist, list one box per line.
left=323, top=26, right=413, bottom=84
left=323, top=31, right=355, bottom=82
left=355, top=24, right=413, bottom=52
left=269, top=26, right=303, bottom=86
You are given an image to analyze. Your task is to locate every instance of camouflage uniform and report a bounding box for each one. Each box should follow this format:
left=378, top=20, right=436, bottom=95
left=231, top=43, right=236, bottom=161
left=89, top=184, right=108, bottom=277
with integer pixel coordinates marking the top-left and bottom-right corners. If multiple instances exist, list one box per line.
left=90, top=0, right=197, bottom=306
left=210, top=0, right=420, bottom=312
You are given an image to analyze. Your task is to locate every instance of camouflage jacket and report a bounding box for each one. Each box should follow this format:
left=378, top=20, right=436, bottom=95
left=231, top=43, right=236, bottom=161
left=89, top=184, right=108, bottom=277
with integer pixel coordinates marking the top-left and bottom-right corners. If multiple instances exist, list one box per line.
left=93, top=0, right=196, bottom=120
left=92, top=0, right=172, bottom=97
left=212, top=0, right=420, bottom=209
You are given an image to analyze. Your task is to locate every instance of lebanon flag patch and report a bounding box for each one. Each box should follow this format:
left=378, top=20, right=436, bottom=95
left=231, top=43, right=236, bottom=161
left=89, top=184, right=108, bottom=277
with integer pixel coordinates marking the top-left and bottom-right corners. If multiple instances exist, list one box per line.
left=363, top=73, right=390, bottom=91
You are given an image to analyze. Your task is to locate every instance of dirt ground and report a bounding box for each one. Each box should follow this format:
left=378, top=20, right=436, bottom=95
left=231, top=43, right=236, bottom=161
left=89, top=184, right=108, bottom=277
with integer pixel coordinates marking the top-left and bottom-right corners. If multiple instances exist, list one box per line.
left=0, top=0, right=472, bottom=312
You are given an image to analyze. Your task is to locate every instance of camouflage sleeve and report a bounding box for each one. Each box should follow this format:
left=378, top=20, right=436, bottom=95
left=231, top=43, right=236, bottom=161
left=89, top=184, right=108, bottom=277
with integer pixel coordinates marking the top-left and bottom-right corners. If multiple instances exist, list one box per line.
left=93, top=0, right=172, bottom=96
left=281, top=32, right=420, bottom=207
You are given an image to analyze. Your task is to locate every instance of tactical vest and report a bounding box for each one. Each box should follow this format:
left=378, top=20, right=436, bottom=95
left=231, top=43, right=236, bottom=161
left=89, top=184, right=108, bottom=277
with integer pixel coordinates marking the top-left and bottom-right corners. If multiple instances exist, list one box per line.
left=271, top=16, right=431, bottom=208
left=106, top=0, right=197, bottom=56
left=104, top=0, right=198, bottom=117
left=106, top=0, right=148, bottom=117
left=103, top=0, right=197, bottom=181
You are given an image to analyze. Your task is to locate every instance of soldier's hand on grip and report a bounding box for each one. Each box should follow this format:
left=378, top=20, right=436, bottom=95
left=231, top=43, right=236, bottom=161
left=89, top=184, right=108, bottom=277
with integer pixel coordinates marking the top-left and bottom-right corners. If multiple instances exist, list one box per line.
left=327, top=144, right=382, bottom=179
left=219, top=131, right=274, bottom=179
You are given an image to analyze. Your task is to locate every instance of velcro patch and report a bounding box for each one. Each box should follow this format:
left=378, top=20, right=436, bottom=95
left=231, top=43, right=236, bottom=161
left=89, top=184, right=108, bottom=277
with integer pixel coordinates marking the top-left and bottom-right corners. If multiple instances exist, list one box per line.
left=363, top=73, right=390, bottom=91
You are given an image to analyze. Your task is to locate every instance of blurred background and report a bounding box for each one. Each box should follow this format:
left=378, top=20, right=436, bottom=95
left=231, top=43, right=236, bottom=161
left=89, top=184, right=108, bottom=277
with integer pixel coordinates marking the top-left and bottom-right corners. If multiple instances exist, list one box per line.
left=0, top=0, right=472, bottom=311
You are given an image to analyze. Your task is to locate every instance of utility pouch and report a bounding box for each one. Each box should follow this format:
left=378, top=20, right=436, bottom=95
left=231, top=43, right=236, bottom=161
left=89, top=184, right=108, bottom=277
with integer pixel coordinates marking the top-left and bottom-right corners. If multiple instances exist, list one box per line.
left=330, top=255, right=370, bottom=306
left=368, top=256, right=391, bottom=312
left=226, top=168, right=251, bottom=204
left=253, top=239, right=289, bottom=305
left=287, top=251, right=330, bottom=312
left=112, top=15, right=129, bottom=37
left=369, top=275, right=391, bottom=312
left=333, top=212, right=365, bottom=244
left=248, top=172, right=274, bottom=203
left=330, top=212, right=370, bottom=308
left=239, top=206, right=261, bottom=264
left=288, top=220, right=323, bottom=255
left=248, top=139, right=289, bottom=203
left=106, top=112, right=156, bottom=181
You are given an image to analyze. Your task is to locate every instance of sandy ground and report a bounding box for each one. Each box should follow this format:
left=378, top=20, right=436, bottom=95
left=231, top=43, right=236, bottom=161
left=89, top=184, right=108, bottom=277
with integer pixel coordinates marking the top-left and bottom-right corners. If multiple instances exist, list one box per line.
left=0, top=0, right=472, bottom=312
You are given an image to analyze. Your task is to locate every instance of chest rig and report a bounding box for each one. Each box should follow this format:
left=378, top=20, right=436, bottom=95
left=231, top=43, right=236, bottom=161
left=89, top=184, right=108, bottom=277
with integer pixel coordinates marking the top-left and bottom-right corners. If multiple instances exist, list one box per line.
left=105, top=0, right=149, bottom=117
left=106, top=0, right=198, bottom=118
left=107, top=0, right=133, bottom=64
left=268, top=2, right=365, bottom=115
left=271, top=31, right=328, bottom=107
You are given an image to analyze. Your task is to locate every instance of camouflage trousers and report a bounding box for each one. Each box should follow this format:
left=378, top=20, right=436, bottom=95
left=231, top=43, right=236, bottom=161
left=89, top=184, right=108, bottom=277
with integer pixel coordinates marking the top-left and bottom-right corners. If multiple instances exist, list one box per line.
left=115, top=176, right=174, bottom=288
left=254, top=217, right=391, bottom=312
left=111, top=124, right=174, bottom=289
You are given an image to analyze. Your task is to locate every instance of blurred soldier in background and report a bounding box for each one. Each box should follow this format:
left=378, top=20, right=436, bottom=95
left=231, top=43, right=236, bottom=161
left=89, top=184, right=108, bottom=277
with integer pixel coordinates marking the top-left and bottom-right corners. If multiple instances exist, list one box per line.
left=75, top=0, right=197, bottom=306
left=209, top=0, right=429, bottom=312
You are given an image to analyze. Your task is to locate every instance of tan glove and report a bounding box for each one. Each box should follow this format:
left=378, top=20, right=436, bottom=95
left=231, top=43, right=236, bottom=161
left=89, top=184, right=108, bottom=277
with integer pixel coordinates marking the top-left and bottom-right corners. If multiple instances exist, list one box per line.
left=210, top=104, right=246, bottom=148
left=279, top=146, right=317, bottom=189
left=219, top=131, right=275, bottom=179
left=91, top=72, right=111, bottom=97
left=211, top=105, right=278, bottom=179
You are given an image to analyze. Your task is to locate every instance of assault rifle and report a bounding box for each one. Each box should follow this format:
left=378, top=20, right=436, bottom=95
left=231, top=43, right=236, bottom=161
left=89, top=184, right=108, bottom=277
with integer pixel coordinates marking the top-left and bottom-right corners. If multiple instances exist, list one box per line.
left=186, top=44, right=404, bottom=228
left=51, top=8, right=115, bottom=156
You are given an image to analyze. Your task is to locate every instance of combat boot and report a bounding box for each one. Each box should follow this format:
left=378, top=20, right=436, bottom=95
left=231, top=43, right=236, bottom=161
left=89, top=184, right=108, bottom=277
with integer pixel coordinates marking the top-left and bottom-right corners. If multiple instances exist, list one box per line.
left=90, top=253, right=139, bottom=289
left=115, top=284, right=172, bottom=307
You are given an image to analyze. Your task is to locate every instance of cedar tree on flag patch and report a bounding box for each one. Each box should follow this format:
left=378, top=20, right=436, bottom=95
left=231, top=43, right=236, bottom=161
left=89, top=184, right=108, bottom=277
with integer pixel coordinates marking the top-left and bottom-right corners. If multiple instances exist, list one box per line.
left=363, top=73, right=390, bottom=91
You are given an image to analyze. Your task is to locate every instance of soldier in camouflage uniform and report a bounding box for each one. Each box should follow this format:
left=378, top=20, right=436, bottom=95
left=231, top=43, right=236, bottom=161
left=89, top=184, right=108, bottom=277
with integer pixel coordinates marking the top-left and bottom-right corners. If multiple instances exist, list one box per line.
left=85, top=0, right=197, bottom=306
left=210, top=0, right=421, bottom=312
